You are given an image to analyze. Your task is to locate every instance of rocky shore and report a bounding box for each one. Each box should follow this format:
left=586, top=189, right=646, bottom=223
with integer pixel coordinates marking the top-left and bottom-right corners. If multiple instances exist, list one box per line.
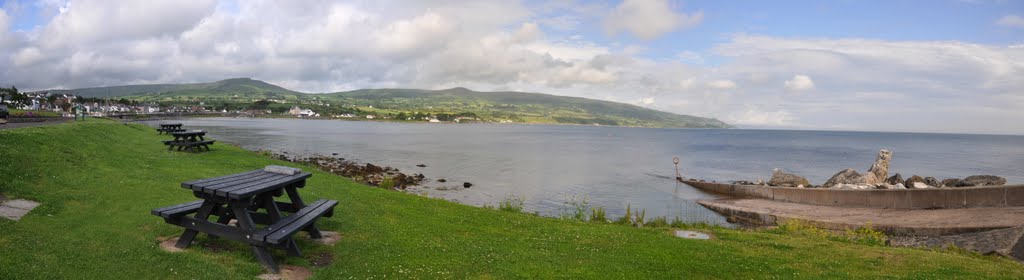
left=735, top=149, right=1009, bottom=190
left=263, top=151, right=427, bottom=190
left=261, top=151, right=477, bottom=195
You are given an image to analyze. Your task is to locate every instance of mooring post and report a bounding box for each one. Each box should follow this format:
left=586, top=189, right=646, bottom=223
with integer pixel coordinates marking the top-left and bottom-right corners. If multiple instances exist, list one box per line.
left=673, top=157, right=682, bottom=182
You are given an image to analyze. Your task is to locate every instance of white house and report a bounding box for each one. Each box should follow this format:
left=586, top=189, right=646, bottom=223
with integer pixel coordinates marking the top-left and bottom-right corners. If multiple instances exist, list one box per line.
left=287, top=106, right=319, bottom=117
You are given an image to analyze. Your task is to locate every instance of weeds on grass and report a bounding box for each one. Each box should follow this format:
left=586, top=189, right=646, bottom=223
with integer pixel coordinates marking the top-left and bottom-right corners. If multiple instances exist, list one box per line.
left=498, top=196, right=525, bottom=213
left=633, top=208, right=646, bottom=228
left=614, top=204, right=633, bottom=225
left=770, top=219, right=888, bottom=246
left=559, top=194, right=590, bottom=222
left=646, top=216, right=668, bottom=228
left=590, top=207, right=607, bottom=223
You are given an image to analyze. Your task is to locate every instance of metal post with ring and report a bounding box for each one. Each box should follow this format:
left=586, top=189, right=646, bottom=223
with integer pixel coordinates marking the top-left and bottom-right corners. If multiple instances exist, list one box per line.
left=673, top=157, right=682, bottom=182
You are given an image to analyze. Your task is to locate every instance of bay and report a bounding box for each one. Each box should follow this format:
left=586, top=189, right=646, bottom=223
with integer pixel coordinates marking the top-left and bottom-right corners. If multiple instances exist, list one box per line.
left=147, top=118, right=1024, bottom=225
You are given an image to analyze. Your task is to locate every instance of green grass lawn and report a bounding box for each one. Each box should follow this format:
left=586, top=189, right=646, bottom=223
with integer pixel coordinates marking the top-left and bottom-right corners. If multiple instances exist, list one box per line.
left=0, top=119, right=1021, bottom=279
left=8, top=109, right=63, bottom=117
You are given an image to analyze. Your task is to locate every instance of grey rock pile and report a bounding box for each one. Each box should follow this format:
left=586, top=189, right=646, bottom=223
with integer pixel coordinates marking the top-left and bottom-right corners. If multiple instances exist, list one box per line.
left=753, top=149, right=1009, bottom=189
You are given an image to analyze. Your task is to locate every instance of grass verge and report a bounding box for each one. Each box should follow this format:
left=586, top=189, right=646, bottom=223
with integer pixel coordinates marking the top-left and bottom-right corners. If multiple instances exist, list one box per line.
left=0, top=119, right=1021, bottom=279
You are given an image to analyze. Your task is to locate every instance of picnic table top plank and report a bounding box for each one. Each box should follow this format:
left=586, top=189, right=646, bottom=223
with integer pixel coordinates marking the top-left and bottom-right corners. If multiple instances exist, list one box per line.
left=227, top=173, right=310, bottom=199
left=172, top=130, right=206, bottom=137
left=210, top=173, right=292, bottom=196
left=191, top=172, right=281, bottom=194
left=159, top=123, right=183, bottom=126
left=183, top=170, right=311, bottom=200
left=181, top=170, right=263, bottom=188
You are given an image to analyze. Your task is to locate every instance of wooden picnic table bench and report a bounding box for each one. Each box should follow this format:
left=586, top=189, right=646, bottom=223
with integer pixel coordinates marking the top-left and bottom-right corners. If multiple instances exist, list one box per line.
left=157, top=123, right=184, bottom=134
left=165, top=130, right=215, bottom=152
left=152, top=166, right=337, bottom=273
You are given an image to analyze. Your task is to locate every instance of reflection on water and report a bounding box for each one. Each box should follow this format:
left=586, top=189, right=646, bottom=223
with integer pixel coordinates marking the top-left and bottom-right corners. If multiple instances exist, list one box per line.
left=145, top=118, right=1024, bottom=225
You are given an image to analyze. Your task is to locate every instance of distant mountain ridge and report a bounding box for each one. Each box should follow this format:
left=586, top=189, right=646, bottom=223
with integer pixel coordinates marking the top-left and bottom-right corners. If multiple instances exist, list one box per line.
left=46, top=78, right=300, bottom=97
left=44, top=78, right=730, bottom=128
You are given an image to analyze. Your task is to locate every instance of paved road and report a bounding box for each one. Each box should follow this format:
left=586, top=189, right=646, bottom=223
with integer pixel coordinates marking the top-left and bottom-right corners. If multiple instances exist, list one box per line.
left=0, top=120, right=72, bottom=130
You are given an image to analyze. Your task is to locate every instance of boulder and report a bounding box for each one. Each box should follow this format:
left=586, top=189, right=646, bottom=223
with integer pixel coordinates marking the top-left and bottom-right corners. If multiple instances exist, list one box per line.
left=905, top=175, right=926, bottom=188
left=924, top=177, right=941, bottom=188
left=885, top=173, right=904, bottom=185
left=768, top=169, right=811, bottom=187
left=892, top=183, right=906, bottom=189
left=959, top=175, right=1007, bottom=187
left=864, top=149, right=893, bottom=185
left=911, top=182, right=931, bottom=189
left=823, top=169, right=866, bottom=188
left=941, top=178, right=962, bottom=188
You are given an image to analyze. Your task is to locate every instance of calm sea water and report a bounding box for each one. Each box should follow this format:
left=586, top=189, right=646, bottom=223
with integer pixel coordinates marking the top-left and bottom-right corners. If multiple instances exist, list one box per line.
left=146, top=118, right=1024, bottom=224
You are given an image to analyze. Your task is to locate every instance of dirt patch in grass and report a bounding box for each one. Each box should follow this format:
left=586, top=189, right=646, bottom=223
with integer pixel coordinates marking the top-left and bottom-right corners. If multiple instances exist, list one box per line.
left=308, top=251, right=334, bottom=267
left=310, top=231, right=342, bottom=245
left=158, top=237, right=184, bottom=253
left=257, top=265, right=312, bottom=280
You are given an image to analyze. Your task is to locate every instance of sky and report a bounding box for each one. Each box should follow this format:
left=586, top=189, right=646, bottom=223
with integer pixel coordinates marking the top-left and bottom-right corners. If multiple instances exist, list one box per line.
left=0, top=0, right=1022, bottom=134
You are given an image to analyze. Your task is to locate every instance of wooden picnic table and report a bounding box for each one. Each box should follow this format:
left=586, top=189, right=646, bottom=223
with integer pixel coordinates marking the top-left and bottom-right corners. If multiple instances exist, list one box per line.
left=164, top=130, right=215, bottom=152
left=157, top=123, right=184, bottom=134
left=152, top=167, right=337, bottom=273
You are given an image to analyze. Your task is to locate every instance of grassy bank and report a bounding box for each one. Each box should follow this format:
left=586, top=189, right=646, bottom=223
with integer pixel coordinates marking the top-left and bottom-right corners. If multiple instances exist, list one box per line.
left=0, top=119, right=1021, bottom=279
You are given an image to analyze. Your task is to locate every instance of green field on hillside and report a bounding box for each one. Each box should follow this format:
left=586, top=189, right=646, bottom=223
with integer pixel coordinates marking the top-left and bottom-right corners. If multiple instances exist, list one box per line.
left=0, top=119, right=1020, bottom=279
left=46, top=78, right=729, bottom=128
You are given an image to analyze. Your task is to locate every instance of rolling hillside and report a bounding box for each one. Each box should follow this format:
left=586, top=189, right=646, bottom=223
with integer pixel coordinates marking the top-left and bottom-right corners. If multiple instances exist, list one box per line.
left=46, top=78, right=729, bottom=128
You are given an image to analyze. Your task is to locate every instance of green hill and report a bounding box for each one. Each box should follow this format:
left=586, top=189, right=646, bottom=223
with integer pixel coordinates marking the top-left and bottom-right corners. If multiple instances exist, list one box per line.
left=47, top=78, right=301, bottom=98
left=46, top=78, right=729, bottom=128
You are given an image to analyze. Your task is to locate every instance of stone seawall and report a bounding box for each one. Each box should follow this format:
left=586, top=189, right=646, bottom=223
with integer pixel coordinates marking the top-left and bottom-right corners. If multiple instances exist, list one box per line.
left=684, top=180, right=1024, bottom=209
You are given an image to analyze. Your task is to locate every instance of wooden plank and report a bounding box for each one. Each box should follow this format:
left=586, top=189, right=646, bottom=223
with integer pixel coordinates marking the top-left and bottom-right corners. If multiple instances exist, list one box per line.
left=265, top=200, right=336, bottom=244
left=213, top=174, right=294, bottom=197
left=151, top=200, right=204, bottom=217
left=195, top=172, right=281, bottom=194
left=257, top=199, right=337, bottom=245
left=181, top=170, right=262, bottom=189
left=228, top=173, right=312, bottom=200
left=195, top=171, right=278, bottom=190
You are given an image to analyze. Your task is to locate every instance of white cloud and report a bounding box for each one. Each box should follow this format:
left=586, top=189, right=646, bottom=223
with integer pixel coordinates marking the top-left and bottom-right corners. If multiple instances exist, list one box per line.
left=706, top=79, right=737, bottom=90
left=603, top=0, right=702, bottom=40
left=678, top=77, right=696, bottom=89
left=784, top=74, right=815, bottom=92
left=1, top=1, right=1022, bottom=134
left=996, top=15, right=1024, bottom=28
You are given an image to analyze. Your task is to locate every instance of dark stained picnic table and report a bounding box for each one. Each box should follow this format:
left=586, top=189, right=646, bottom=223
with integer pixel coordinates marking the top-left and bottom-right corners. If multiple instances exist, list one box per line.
left=152, top=167, right=337, bottom=273
left=164, top=130, right=215, bottom=152
left=157, top=123, right=184, bottom=134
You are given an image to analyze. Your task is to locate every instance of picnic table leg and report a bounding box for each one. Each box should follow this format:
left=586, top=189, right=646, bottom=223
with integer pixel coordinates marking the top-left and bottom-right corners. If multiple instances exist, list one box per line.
left=231, top=200, right=279, bottom=273
left=261, top=195, right=302, bottom=257
left=285, top=185, right=323, bottom=239
left=174, top=200, right=218, bottom=249
left=209, top=205, right=233, bottom=239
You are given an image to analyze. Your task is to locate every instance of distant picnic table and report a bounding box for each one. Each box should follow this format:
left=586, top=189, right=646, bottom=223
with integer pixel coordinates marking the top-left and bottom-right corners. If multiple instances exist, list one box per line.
left=152, top=166, right=337, bottom=273
left=164, top=130, right=215, bottom=152
left=157, top=123, right=184, bottom=134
